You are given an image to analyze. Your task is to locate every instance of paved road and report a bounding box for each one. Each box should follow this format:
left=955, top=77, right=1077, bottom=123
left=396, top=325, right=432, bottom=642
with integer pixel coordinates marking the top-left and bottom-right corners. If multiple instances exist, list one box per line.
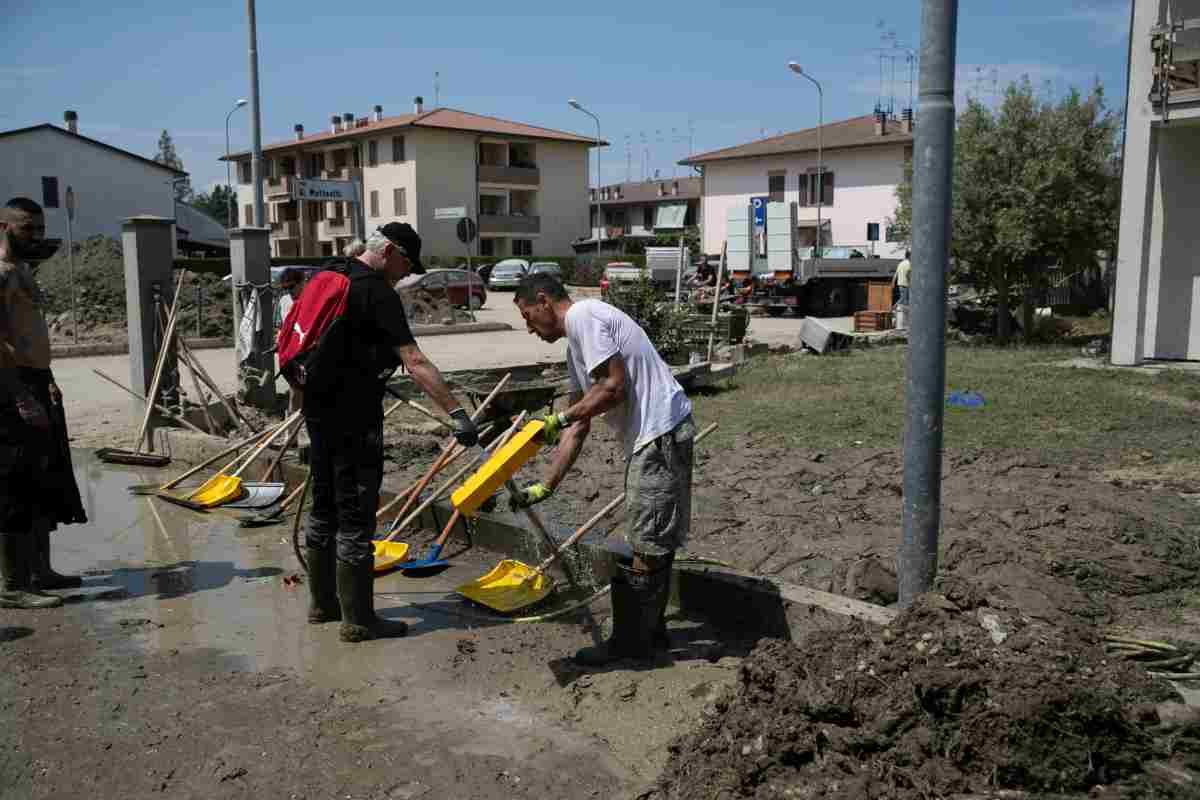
left=54, top=295, right=829, bottom=436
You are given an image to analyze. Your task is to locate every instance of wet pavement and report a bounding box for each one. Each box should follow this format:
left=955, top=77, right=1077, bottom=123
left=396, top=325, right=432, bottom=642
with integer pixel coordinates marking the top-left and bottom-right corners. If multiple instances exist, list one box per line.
left=41, top=450, right=641, bottom=789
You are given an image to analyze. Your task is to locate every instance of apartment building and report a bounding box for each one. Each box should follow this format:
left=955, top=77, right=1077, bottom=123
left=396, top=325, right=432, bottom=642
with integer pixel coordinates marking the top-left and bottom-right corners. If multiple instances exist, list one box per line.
left=1111, top=0, right=1200, bottom=363
left=225, top=99, right=596, bottom=259
left=577, top=176, right=701, bottom=252
left=681, top=113, right=913, bottom=258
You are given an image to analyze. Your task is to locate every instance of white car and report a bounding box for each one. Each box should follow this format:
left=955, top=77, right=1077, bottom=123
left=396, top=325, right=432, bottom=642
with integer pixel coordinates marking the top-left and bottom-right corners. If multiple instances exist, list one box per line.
left=488, top=258, right=530, bottom=290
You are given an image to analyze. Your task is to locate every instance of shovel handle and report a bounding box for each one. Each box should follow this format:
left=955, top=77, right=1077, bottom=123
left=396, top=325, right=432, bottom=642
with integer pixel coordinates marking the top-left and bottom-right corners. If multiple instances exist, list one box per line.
left=527, top=422, right=719, bottom=580
left=158, top=426, right=277, bottom=491
left=230, top=410, right=303, bottom=479
left=260, top=416, right=304, bottom=482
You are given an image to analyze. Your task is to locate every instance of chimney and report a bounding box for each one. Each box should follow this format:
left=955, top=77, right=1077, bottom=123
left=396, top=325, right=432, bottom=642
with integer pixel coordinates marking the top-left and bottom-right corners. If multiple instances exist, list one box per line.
left=413, top=95, right=424, bottom=114
left=342, top=113, right=354, bottom=130
left=63, top=110, right=78, bottom=134
left=874, top=109, right=887, bottom=136
left=901, top=108, right=913, bottom=135
left=331, top=114, right=341, bottom=133
left=373, top=104, right=383, bottom=122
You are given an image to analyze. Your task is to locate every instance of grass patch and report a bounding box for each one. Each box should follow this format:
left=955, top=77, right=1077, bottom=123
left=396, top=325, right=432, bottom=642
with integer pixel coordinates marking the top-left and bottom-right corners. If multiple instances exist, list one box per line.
left=690, top=344, right=1200, bottom=467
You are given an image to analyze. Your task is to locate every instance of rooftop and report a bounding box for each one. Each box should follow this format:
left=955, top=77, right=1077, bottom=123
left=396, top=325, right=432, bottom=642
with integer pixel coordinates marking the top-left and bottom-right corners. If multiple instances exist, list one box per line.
left=0, top=123, right=187, bottom=176
left=223, top=107, right=607, bottom=160
left=680, top=114, right=912, bottom=166
left=592, top=176, right=702, bottom=204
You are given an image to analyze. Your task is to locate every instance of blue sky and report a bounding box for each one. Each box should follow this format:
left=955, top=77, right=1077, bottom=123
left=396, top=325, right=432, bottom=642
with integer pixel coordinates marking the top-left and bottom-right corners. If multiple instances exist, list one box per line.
left=3, top=1, right=1132, bottom=196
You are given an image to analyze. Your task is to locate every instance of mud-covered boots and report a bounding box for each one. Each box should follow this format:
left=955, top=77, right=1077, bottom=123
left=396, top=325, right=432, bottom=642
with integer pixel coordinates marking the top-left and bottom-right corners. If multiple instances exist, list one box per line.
left=574, top=558, right=672, bottom=666
left=0, top=533, right=63, bottom=609
left=305, top=547, right=340, bottom=624
left=31, top=530, right=82, bottom=591
left=336, top=561, right=409, bottom=643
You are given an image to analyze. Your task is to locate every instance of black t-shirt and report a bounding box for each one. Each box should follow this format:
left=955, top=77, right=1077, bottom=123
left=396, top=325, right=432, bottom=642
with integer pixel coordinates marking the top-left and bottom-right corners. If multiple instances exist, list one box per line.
left=303, top=259, right=415, bottom=421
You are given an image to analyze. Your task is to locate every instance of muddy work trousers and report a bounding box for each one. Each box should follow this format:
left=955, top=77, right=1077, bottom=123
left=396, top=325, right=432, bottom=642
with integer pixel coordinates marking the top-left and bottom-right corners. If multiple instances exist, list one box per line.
left=303, top=416, right=384, bottom=567
left=624, top=415, right=695, bottom=559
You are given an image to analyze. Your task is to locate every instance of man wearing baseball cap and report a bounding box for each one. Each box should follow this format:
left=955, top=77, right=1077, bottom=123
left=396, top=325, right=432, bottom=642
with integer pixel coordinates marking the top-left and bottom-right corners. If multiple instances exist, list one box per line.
left=302, top=222, right=479, bottom=644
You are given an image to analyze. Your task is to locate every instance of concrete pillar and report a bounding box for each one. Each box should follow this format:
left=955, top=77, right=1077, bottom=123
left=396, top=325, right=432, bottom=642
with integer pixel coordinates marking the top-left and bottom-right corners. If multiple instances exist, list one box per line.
left=229, top=227, right=276, bottom=409
left=121, top=215, right=178, bottom=443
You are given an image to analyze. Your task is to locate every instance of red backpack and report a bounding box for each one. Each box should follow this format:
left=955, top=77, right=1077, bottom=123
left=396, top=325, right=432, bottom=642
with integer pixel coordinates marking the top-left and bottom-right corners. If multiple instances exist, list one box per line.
left=277, top=268, right=353, bottom=392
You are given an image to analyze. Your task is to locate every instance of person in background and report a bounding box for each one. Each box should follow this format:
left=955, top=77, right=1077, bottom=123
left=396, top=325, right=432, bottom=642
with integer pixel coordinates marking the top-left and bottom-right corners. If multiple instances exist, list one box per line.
left=0, top=197, right=87, bottom=610
left=893, top=249, right=912, bottom=307
left=276, top=268, right=307, bottom=324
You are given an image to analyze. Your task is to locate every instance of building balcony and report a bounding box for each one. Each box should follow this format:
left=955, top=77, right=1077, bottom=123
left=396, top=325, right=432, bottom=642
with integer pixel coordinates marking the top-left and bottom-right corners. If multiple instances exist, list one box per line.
left=478, top=164, right=540, bottom=186
left=270, top=220, right=300, bottom=238
left=265, top=175, right=296, bottom=199
left=478, top=214, right=540, bottom=235
left=322, top=167, right=362, bottom=181
left=323, top=217, right=352, bottom=236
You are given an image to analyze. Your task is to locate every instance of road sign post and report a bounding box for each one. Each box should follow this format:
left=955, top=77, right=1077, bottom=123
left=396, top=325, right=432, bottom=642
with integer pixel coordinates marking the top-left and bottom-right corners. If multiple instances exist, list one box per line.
left=65, top=186, right=77, bottom=342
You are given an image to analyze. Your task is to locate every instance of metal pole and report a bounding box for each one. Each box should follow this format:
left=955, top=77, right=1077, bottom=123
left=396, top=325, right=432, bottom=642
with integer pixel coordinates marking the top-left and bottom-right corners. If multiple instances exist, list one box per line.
left=899, top=0, right=958, bottom=607
left=815, top=81, right=823, bottom=258
left=65, top=187, right=77, bottom=342
left=569, top=100, right=601, bottom=264
left=247, top=0, right=265, bottom=228
left=225, top=112, right=234, bottom=229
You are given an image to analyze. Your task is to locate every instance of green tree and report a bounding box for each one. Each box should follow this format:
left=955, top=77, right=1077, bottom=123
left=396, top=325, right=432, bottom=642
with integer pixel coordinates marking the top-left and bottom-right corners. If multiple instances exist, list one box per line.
left=192, top=185, right=236, bottom=228
left=153, top=129, right=193, bottom=201
left=890, top=79, right=1120, bottom=341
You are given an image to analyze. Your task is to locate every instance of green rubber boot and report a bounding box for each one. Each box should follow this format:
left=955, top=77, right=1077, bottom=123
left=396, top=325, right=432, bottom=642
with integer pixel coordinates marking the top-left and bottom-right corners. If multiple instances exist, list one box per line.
left=336, top=561, right=408, bottom=643
left=0, top=533, right=63, bottom=609
left=31, top=529, right=82, bottom=591
left=305, top=547, right=340, bottom=624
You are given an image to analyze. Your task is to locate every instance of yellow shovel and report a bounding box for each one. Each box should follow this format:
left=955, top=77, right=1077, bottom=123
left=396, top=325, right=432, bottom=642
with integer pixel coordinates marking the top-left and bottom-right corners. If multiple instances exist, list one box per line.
left=457, top=422, right=719, bottom=613
left=187, top=411, right=303, bottom=507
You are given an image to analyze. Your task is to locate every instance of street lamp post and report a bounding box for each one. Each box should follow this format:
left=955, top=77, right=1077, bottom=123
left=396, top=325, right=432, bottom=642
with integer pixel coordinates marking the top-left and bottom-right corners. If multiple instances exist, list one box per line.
left=787, top=63, right=823, bottom=258
left=225, top=99, right=248, bottom=229
left=568, top=99, right=602, bottom=259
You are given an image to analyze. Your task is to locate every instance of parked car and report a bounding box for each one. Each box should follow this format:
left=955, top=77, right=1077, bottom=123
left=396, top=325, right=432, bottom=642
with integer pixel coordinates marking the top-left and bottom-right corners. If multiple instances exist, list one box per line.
left=397, top=268, right=487, bottom=310
left=529, top=261, right=563, bottom=280
left=487, top=258, right=530, bottom=290
left=599, top=261, right=644, bottom=300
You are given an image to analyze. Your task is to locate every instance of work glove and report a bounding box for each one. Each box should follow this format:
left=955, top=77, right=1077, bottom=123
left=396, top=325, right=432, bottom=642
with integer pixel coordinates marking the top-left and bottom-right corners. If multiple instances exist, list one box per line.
left=449, top=408, right=479, bottom=448
left=539, top=411, right=570, bottom=446
left=509, top=482, right=553, bottom=511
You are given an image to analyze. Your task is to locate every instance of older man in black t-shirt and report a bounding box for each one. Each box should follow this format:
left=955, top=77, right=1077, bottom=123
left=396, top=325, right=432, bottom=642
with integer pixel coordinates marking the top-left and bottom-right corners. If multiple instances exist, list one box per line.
left=303, top=222, right=478, bottom=644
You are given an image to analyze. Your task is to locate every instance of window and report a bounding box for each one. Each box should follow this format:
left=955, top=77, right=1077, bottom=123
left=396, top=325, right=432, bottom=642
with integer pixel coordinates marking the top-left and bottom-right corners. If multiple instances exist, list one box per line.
left=643, top=206, right=654, bottom=230
left=308, top=154, right=323, bottom=178
left=352, top=147, right=361, bottom=168
left=393, top=187, right=407, bottom=216
left=799, top=171, right=835, bottom=206
left=768, top=173, right=785, bottom=203
left=243, top=204, right=253, bottom=226
left=480, top=238, right=496, bottom=257
left=367, top=140, right=378, bottom=167
left=866, top=222, right=880, bottom=242
left=238, top=161, right=252, bottom=184
left=392, top=136, right=406, bottom=162
left=41, top=177, right=59, bottom=208
left=369, top=190, right=379, bottom=217
left=513, top=239, right=533, bottom=257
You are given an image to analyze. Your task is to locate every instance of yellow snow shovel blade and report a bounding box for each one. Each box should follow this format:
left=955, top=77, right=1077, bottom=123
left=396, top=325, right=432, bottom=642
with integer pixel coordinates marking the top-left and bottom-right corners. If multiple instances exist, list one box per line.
left=455, top=559, right=553, bottom=613
left=187, top=474, right=246, bottom=508
left=451, top=421, right=545, bottom=516
left=372, top=540, right=411, bottom=574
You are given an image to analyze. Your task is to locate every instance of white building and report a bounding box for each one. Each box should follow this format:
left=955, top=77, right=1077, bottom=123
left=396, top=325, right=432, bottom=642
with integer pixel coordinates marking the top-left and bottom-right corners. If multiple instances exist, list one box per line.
left=226, top=99, right=596, bottom=260
left=0, top=111, right=185, bottom=242
left=681, top=113, right=913, bottom=258
left=1111, top=0, right=1200, bottom=364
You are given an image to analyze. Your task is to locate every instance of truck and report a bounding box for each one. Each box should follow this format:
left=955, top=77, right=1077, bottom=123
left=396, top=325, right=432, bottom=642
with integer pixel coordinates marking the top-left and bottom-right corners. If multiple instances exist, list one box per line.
left=599, top=246, right=690, bottom=300
left=727, top=201, right=901, bottom=317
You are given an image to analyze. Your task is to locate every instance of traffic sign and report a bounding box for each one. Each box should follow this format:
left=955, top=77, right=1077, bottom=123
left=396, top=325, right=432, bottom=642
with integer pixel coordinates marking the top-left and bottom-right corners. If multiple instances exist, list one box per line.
left=457, top=217, right=477, bottom=244
left=290, top=178, right=357, bottom=202
left=435, top=206, right=467, bottom=220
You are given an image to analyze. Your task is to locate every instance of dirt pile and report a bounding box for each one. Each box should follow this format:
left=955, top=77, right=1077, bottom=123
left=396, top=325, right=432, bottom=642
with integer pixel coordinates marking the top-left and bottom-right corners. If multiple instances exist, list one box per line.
left=35, top=235, right=233, bottom=344
left=646, top=597, right=1199, bottom=800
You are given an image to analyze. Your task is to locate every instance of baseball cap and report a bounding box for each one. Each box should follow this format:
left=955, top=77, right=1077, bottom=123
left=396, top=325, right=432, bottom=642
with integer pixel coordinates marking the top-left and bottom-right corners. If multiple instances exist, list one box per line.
left=377, top=222, right=424, bottom=274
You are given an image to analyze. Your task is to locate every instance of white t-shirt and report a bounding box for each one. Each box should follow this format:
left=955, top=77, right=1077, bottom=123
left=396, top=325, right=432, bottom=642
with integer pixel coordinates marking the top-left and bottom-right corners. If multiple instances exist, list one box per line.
left=564, top=299, right=692, bottom=459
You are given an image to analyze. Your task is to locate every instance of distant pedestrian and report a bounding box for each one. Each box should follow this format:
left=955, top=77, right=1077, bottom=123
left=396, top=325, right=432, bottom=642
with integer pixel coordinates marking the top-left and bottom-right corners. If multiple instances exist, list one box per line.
left=0, top=197, right=87, bottom=610
left=893, top=249, right=912, bottom=306
left=276, top=268, right=307, bottom=324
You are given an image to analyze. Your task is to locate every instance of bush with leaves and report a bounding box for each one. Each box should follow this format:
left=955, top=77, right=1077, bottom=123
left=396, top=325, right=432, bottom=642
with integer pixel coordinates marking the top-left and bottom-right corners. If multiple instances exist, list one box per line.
left=605, top=274, right=692, bottom=364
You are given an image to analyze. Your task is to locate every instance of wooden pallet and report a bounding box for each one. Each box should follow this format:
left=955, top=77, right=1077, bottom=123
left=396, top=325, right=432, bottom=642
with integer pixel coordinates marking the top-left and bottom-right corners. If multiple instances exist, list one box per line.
left=854, top=310, right=894, bottom=332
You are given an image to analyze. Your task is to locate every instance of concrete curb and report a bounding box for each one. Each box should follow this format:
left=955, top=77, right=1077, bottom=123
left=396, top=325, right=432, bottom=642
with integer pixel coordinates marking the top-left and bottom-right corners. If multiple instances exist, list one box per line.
left=52, top=337, right=232, bottom=360
left=410, top=321, right=512, bottom=337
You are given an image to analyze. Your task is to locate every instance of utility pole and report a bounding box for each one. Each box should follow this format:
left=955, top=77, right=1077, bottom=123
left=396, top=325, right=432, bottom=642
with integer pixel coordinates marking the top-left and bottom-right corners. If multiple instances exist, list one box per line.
left=899, top=0, right=959, bottom=606
left=247, top=0, right=265, bottom=228
left=435, top=71, right=440, bottom=107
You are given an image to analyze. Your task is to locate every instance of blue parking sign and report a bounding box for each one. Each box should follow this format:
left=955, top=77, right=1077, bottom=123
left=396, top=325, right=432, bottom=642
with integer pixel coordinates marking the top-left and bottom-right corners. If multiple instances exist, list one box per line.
left=752, top=196, right=768, bottom=227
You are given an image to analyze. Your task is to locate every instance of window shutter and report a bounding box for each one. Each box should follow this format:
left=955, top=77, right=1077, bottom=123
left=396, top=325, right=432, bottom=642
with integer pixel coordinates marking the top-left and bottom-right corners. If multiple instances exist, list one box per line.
left=41, top=177, right=59, bottom=208
left=797, top=174, right=808, bottom=207
left=243, top=204, right=253, bottom=226
left=393, top=187, right=407, bottom=216
left=368, top=140, right=378, bottom=167
left=823, top=172, right=834, bottom=205
left=392, top=136, right=406, bottom=162
left=370, top=191, right=379, bottom=217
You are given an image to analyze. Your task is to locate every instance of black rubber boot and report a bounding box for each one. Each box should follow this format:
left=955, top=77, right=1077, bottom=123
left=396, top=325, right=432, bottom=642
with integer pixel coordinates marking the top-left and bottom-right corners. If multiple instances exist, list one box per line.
left=31, top=530, right=82, bottom=591
left=575, top=569, right=640, bottom=666
left=305, top=547, right=340, bottom=624
left=652, top=552, right=675, bottom=651
left=337, top=561, right=408, bottom=643
left=0, top=534, right=63, bottom=609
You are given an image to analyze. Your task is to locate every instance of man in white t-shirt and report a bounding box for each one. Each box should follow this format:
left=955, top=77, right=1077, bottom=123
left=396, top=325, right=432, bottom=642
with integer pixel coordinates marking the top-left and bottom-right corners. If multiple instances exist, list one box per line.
left=513, top=273, right=696, bottom=666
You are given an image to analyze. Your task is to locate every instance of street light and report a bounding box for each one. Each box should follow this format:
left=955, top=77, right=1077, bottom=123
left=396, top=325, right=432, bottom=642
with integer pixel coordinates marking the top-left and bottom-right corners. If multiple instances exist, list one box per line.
left=225, top=98, right=248, bottom=229
left=568, top=99, right=602, bottom=258
left=787, top=62, right=823, bottom=258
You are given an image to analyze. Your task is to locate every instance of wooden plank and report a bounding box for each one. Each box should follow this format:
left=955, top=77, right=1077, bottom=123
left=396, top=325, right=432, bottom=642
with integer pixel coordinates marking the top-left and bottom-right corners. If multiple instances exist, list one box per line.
left=680, top=567, right=898, bottom=626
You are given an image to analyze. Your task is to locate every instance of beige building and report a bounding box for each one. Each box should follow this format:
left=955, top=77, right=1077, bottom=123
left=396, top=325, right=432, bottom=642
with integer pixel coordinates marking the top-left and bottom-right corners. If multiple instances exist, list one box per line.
left=224, top=100, right=597, bottom=260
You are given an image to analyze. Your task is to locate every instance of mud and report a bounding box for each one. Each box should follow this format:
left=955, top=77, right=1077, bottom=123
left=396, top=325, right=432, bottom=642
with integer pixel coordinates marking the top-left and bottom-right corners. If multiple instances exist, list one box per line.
left=645, top=597, right=1200, bottom=800
left=382, top=424, right=1200, bottom=629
